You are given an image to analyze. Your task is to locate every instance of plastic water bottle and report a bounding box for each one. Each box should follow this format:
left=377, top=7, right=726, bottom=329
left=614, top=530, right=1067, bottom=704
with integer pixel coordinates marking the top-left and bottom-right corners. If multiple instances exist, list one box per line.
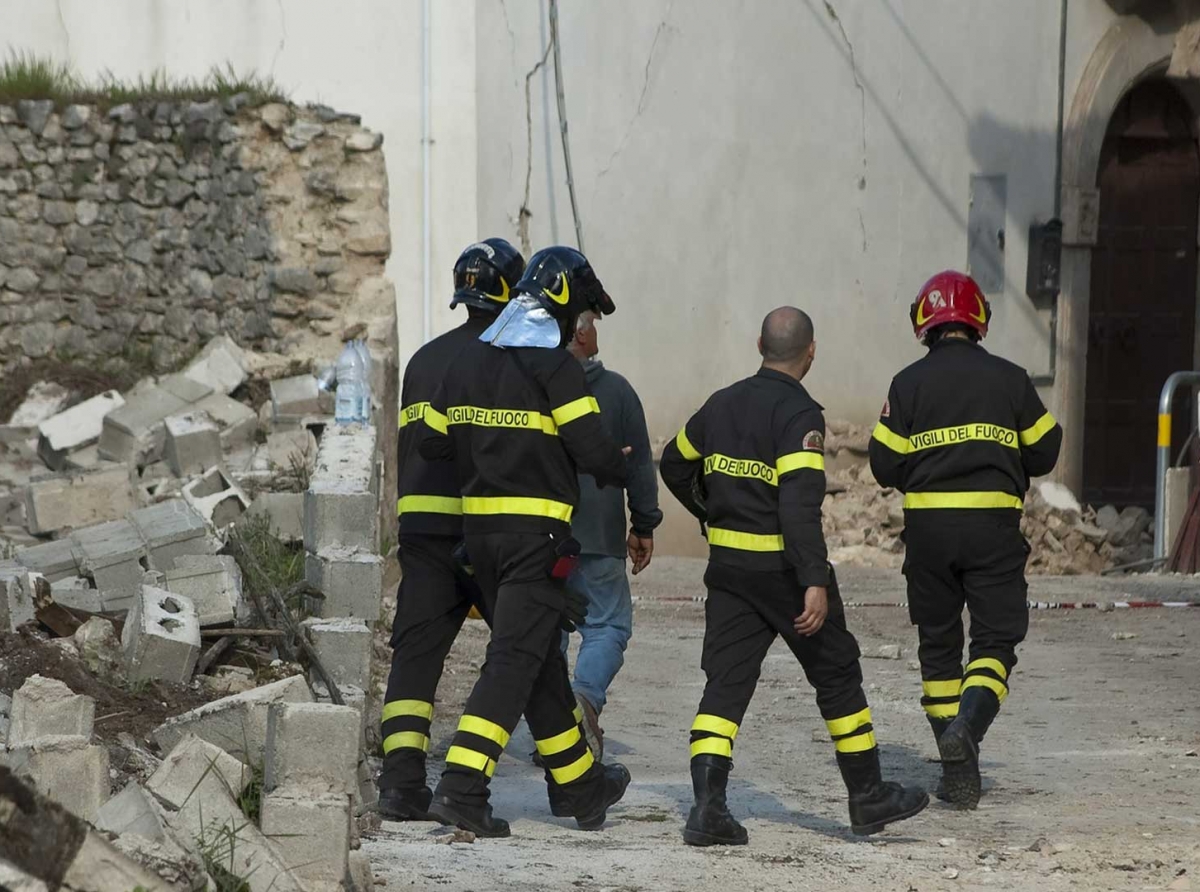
left=334, top=342, right=364, bottom=424
left=354, top=340, right=373, bottom=422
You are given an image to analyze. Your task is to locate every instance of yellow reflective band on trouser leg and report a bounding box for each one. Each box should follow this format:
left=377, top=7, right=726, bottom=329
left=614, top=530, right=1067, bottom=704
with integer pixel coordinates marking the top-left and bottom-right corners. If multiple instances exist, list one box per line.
left=381, top=699, right=435, bottom=722
left=382, top=731, right=430, bottom=754
left=573, top=704, right=584, bottom=724
left=535, top=725, right=582, bottom=757
left=826, top=707, right=876, bottom=754
left=961, top=674, right=1008, bottom=703
left=923, top=702, right=960, bottom=719
left=457, top=715, right=512, bottom=747
left=549, top=749, right=595, bottom=784
left=690, top=736, right=733, bottom=758
left=834, top=731, right=878, bottom=753
left=965, top=658, right=1009, bottom=681
left=922, top=679, right=962, bottom=698
left=445, top=745, right=497, bottom=777
left=825, top=707, right=872, bottom=738
left=691, top=714, right=740, bottom=740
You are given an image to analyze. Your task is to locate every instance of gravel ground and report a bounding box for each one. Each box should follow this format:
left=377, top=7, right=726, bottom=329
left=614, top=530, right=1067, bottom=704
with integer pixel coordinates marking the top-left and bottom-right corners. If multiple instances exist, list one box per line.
left=364, top=559, right=1200, bottom=892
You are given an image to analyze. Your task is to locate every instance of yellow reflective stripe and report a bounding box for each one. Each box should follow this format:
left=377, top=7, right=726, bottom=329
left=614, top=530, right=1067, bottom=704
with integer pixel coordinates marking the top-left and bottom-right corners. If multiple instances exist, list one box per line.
left=965, top=657, right=1008, bottom=681
left=961, top=674, right=1008, bottom=702
left=1158, top=413, right=1172, bottom=448
left=1019, top=412, right=1057, bottom=447
left=381, top=699, right=434, bottom=722
left=923, top=702, right=960, bottom=719
left=458, top=715, right=511, bottom=747
left=904, top=492, right=1024, bottom=510
left=690, top=737, right=733, bottom=758
left=535, top=726, right=582, bottom=757
left=676, top=427, right=701, bottom=461
left=445, top=745, right=497, bottom=777
left=922, top=679, right=962, bottom=698
left=447, top=405, right=558, bottom=435
left=382, top=731, right=430, bottom=754
left=462, top=496, right=574, bottom=522
left=872, top=422, right=911, bottom=455
left=776, top=451, right=825, bottom=475
left=908, top=423, right=1019, bottom=452
left=691, top=714, right=740, bottom=740
left=572, top=704, right=584, bottom=724
left=704, top=453, right=778, bottom=486
left=707, top=527, right=784, bottom=552
left=551, top=396, right=600, bottom=426
left=424, top=407, right=448, bottom=434
left=825, top=707, right=872, bottom=738
left=400, top=401, right=430, bottom=428
left=397, top=495, right=463, bottom=517
left=834, top=731, right=877, bottom=754
left=549, top=749, right=595, bottom=784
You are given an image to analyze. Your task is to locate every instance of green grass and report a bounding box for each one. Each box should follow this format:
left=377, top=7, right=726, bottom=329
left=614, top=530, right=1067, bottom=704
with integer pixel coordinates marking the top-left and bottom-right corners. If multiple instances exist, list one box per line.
left=0, top=52, right=286, bottom=110
left=237, top=760, right=265, bottom=825
left=228, top=514, right=306, bottom=616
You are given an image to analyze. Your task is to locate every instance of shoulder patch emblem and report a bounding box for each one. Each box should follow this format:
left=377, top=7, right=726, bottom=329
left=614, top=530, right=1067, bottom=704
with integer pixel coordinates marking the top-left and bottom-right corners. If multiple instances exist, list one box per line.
left=802, top=430, right=825, bottom=452
left=881, top=398, right=890, bottom=419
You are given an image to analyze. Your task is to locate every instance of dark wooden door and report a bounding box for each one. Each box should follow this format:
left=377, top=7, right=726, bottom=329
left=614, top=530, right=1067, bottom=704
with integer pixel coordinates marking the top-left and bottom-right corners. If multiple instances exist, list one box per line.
left=1084, top=78, right=1199, bottom=508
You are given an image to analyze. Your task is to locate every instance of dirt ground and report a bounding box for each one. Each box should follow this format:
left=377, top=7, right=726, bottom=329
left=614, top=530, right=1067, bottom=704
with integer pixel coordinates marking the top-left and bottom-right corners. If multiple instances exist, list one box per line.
left=363, top=558, right=1200, bottom=892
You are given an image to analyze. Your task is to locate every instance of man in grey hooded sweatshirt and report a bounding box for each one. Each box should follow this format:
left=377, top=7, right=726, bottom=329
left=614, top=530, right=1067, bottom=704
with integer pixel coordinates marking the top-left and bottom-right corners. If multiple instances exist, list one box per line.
left=563, top=310, right=662, bottom=757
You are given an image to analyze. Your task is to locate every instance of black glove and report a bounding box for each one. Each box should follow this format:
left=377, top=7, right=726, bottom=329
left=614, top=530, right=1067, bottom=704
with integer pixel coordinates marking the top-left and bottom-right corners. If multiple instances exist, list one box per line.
left=561, top=584, right=588, bottom=633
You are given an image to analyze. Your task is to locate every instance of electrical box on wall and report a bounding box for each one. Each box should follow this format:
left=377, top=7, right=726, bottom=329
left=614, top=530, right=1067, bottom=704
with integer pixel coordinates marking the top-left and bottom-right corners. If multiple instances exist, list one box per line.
left=1026, top=218, right=1062, bottom=305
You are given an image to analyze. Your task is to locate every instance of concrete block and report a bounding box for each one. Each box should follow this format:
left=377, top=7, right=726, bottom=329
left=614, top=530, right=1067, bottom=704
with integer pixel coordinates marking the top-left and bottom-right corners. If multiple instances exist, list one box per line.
left=260, top=788, right=351, bottom=892
left=157, top=373, right=213, bottom=405
left=164, top=411, right=222, bottom=477
left=13, top=539, right=78, bottom=581
left=121, top=586, right=200, bottom=684
left=61, top=445, right=109, bottom=472
left=266, top=429, right=316, bottom=471
left=36, top=391, right=124, bottom=470
left=245, top=492, right=304, bottom=542
left=271, top=375, right=322, bottom=422
left=193, top=392, right=258, bottom=447
left=8, top=675, right=95, bottom=747
left=2, top=568, right=44, bottom=632
left=264, top=702, right=359, bottom=795
left=24, top=465, right=136, bottom=535
left=306, top=546, right=383, bottom=620
left=313, top=682, right=369, bottom=751
left=129, top=499, right=213, bottom=571
left=301, top=617, right=372, bottom=691
left=2, top=738, right=110, bottom=822
left=146, top=733, right=250, bottom=809
left=349, top=849, right=373, bottom=892
left=152, top=674, right=313, bottom=762
left=303, top=423, right=378, bottom=553
left=182, top=467, right=250, bottom=528
left=183, top=335, right=249, bottom=396
left=60, top=833, right=172, bottom=892
left=98, top=385, right=188, bottom=464
left=95, top=781, right=168, bottom=840
left=164, top=554, right=244, bottom=627
left=49, top=576, right=102, bottom=612
left=71, top=519, right=149, bottom=612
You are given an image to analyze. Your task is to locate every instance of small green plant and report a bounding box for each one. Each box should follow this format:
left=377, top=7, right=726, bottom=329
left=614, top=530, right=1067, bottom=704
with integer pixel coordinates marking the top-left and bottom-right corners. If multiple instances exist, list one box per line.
left=124, top=676, right=152, bottom=696
left=229, top=514, right=305, bottom=616
left=195, top=820, right=254, bottom=892
left=237, top=760, right=265, bottom=825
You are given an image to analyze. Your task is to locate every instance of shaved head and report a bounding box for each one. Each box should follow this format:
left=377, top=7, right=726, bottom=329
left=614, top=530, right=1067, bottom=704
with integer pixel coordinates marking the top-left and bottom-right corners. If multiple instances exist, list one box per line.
left=759, top=307, right=814, bottom=362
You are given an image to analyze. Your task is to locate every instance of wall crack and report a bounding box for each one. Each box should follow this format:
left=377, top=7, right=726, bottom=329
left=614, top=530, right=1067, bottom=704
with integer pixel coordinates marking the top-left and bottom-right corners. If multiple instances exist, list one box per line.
left=825, top=1, right=868, bottom=253
left=518, top=38, right=555, bottom=257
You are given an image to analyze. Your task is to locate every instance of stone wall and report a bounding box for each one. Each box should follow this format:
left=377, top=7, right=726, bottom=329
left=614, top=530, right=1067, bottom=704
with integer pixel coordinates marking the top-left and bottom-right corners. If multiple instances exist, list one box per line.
left=0, top=96, right=395, bottom=377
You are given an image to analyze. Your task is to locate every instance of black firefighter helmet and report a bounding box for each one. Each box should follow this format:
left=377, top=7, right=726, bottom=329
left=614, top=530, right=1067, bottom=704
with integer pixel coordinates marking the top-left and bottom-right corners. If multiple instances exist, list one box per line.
left=451, top=238, right=526, bottom=312
left=514, top=246, right=615, bottom=338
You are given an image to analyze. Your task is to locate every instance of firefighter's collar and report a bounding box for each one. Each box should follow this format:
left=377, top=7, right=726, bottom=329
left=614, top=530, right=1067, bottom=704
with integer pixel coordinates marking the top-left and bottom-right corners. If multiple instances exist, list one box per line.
left=479, top=295, right=562, bottom=348
left=756, top=367, right=823, bottom=408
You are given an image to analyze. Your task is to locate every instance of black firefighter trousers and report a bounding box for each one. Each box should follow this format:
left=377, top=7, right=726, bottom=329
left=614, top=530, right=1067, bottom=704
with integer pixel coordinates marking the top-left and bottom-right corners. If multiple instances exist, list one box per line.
left=902, top=511, right=1030, bottom=724
left=433, top=531, right=603, bottom=811
left=690, top=563, right=877, bottom=763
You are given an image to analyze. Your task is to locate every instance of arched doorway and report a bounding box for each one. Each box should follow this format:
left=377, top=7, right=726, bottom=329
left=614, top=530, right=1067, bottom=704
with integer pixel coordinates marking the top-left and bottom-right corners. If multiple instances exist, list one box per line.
left=1083, top=77, right=1199, bottom=508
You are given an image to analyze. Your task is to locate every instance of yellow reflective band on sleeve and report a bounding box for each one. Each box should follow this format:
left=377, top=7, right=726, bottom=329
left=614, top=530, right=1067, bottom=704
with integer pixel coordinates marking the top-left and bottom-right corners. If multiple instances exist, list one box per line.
left=572, top=704, right=584, bottom=724
left=397, top=495, right=463, bottom=517
left=825, top=707, right=872, bottom=738
left=908, top=423, right=1019, bottom=452
left=776, top=451, right=825, bottom=475
left=1019, top=412, right=1057, bottom=447
left=706, top=527, right=784, bottom=552
left=961, top=674, right=1008, bottom=703
left=461, top=496, right=574, bottom=522
left=965, top=657, right=1009, bottom=681
left=424, top=407, right=448, bottom=435
left=381, top=699, right=435, bottom=722
left=551, top=396, right=600, bottom=426
left=1158, top=413, right=1172, bottom=448
left=535, top=726, right=582, bottom=757
left=690, top=737, right=733, bottom=758
left=904, top=492, right=1024, bottom=510
left=549, top=749, right=595, bottom=784
left=457, top=715, right=511, bottom=748
left=922, top=679, right=962, bottom=698
left=834, top=731, right=877, bottom=754
left=691, top=714, right=740, bottom=740
left=923, top=702, right=960, bottom=719
left=704, top=453, right=778, bottom=486
left=676, top=427, right=701, bottom=461
left=872, top=422, right=912, bottom=455
left=382, top=731, right=430, bottom=754
left=399, top=401, right=430, bottom=428
left=445, top=745, right=497, bottom=777
left=447, top=405, right=558, bottom=435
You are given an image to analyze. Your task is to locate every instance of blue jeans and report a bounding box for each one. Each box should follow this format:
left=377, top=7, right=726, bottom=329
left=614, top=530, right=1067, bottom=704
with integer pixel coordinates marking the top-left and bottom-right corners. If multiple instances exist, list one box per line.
left=560, top=554, right=633, bottom=713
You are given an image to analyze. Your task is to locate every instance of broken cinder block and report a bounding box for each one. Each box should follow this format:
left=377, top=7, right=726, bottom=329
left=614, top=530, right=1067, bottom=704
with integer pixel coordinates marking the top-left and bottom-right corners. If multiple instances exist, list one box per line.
left=305, top=546, right=383, bottom=620
left=164, top=411, right=222, bottom=478
left=129, top=499, right=214, bottom=571
left=259, top=789, right=352, bottom=892
left=121, top=586, right=201, bottom=684
left=98, top=385, right=189, bottom=464
left=164, top=554, right=245, bottom=627
left=182, top=335, right=249, bottom=396
left=24, top=465, right=136, bottom=535
left=2, top=737, right=110, bottom=823
left=7, top=675, right=95, bottom=747
left=95, top=781, right=170, bottom=840
left=1, top=567, right=45, bottom=632
left=303, top=422, right=378, bottom=553
left=70, top=519, right=149, bottom=613
left=36, top=390, right=124, bottom=471
left=271, top=374, right=322, bottom=423
left=182, top=466, right=250, bottom=528
left=13, top=538, right=79, bottom=582
left=193, top=392, right=258, bottom=447
left=264, top=701, right=359, bottom=795
left=301, top=617, right=372, bottom=691
left=244, top=492, right=304, bottom=542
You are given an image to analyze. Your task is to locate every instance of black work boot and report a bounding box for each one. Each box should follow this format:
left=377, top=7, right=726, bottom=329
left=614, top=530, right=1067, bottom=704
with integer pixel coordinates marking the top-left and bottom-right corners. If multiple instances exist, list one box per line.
left=683, top=754, right=748, bottom=846
left=926, top=716, right=954, bottom=802
left=378, top=785, right=433, bottom=821
left=937, top=686, right=1000, bottom=810
left=836, top=749, right=930, bottom=835
left=426, top=794, right=511, bottom=838
left=546, top=762, right=631, bottom=828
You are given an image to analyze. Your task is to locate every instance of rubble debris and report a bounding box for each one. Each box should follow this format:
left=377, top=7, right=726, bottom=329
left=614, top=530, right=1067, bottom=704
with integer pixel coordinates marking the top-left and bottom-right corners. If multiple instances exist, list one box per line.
left=182, top=466, right=250, bottom=528
left=349, top=849, right=375, bottom=892
left=301, top=617, right=372, bottom=690
left=95, top=781, right=169, bottom=840
left=265, top=701, right=359, bottom=795
left=182, top=334, right=250, bottom=395
left=13, top=539, right=78, bottom=582
left=129, top=499, right=213, bottom=572
left=261, top=789, right=353, bottom=892
left=164, top=410, right=222, bottom=478
left=97, top=384, right=189, bottom=465
left=267, top=429, right=317, bottom=471
left=271, top=374, right=323, bottom=422
left=156, top=373, right=213, bottom=405
left=7, top=674, right=95, bottom=746
left=73, top=617, right=123, bottom=677
left=72, top=519, right=149, bottom=612
left=245, top=491, right=304, bottom=542
left=35, top=390, right=124, bottom=471
left=306, top=545, right=383, bottom=620
left=9, top=382, right=70, bottom=429
left=121, top=586, right=201, bottom=684
left=193, top=391, right=258, bottom=447
left=24, top=465, right=137, bottom=535
left=304, top=422, right=379, bottom=553
left=145, top=732, right=250, bottom=809
left=3, top=734, right=110, bottom=824
left=164, top=553, right=246, bottom=627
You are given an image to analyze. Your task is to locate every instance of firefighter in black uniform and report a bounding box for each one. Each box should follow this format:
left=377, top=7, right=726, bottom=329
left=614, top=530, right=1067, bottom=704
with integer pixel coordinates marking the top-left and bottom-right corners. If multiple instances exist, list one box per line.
left=868, top=270, right=1062, bottom=810
left=418, top=246, right=632, bottom=838
left=379, top=238, right=529, bottom=821
left=660, top=307, right=928, bottom=844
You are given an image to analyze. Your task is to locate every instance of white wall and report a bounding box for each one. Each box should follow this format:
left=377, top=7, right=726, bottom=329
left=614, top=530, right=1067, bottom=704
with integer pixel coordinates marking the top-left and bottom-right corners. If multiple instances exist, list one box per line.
left=0, top=0, right=479, bottom=371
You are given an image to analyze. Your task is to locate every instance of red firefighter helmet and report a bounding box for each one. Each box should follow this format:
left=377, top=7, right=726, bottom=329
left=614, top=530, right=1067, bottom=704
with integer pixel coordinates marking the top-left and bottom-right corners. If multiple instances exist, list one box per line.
left=909, top=270, right=991, bottom=341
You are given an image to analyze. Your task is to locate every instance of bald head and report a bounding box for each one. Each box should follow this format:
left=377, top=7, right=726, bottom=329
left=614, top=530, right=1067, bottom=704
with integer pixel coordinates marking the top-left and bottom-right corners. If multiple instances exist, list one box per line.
left=759, top=307, right=814, bottom=362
